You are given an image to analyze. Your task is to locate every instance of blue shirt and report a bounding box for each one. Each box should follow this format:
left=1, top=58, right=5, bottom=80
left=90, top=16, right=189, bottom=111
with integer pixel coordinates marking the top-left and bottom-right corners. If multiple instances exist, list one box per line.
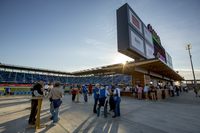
left=93, top=87, right=100, bottom=99
left=82, top=86, right=88, bottom=94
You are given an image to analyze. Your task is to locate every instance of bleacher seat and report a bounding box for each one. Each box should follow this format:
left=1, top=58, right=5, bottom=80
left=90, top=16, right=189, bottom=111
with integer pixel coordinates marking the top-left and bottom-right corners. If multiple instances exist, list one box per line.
left=0, top=70, right=132, bottom=85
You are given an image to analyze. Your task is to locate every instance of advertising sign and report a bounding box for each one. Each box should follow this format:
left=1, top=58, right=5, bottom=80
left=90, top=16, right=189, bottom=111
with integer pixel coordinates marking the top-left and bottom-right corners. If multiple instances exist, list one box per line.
left=117, top=3, right=168, bottom=61
left=145, top=42, right=154, bottom=59
left=129, top=9, right=143, bottom=35
left=156, top=52, right=166, bottom=63
left=165, top=52, right=173, bottom=68
left=130, top=30, right=145, bottom=54
left=147, top=24, right=161, bottom=45
left=144, top=25, right=153, bottom=45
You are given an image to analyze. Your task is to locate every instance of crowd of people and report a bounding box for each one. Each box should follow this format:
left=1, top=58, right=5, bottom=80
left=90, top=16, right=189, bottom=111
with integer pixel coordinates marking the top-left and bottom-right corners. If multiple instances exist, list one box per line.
left=69, top=83, right=121, bottom=118
left=28, top=81, right=121, bottom=127
left=132, top=83, right=190, bottom=100
left=28, top=81, right=199, bottom=127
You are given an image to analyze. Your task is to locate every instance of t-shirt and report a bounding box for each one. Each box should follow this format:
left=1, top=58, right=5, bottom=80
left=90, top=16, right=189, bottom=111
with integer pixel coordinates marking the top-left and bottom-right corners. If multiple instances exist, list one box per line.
left=49, top=87, right=64, bottom=100
left=113, top=88, right=121, bottom=97
left=144, top=86, right=149, bottom=92
left=138, top=87, right=143, bottom=93
left=93, top=87, right=100, bottom=99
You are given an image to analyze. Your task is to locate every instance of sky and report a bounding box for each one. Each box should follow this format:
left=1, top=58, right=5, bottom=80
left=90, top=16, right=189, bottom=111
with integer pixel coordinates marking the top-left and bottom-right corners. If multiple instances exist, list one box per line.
left=0, top=0, right=200, bottom=79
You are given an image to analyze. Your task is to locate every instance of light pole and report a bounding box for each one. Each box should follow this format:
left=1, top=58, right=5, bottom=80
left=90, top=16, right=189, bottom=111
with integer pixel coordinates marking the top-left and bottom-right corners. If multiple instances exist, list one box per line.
left=186, top=44, right=197, bottom=89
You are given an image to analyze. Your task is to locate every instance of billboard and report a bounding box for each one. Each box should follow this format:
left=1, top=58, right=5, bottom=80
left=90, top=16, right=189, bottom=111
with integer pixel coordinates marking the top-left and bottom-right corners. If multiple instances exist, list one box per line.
left=117, top=3, right=174, bottom=62
left=165, top=52, right=173, bottom=68
left=117, top=3, right=173, bottom=69
left=117, top=3, right=146, bottom=60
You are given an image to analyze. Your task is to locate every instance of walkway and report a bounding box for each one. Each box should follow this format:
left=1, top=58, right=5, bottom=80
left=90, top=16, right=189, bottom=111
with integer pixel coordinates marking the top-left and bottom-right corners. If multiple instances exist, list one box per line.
left=0, top=91, right=200, bottom=133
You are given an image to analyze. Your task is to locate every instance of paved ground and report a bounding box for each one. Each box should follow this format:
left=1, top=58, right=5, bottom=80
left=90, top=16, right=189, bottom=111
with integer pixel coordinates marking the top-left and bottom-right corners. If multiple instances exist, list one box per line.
left=0, top=91, right=200, bottom=133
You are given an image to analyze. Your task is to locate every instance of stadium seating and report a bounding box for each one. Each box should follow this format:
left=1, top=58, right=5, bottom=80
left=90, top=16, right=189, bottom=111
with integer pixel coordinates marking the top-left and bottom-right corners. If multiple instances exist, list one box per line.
left=0, top=70, right=132, bottom=85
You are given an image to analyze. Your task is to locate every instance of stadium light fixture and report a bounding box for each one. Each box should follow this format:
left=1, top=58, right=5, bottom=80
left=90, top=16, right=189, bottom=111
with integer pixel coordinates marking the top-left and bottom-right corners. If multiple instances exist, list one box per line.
left=186, top=43, right=197, bottom=89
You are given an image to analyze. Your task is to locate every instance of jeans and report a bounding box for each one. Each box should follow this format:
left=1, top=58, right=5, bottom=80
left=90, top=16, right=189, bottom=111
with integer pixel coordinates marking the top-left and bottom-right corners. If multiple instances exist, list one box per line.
left=114, top=97, right=121, bottom=117
left=97, top=97, right=107, bottom=117
left=50, top=102, right=60, bottom=123
left=93, top=98, right=99, bottom=113
left=83, top=93, right=88, bottom=102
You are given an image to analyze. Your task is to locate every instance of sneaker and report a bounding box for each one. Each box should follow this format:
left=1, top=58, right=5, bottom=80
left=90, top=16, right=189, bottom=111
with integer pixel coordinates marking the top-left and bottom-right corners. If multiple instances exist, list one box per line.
left=53, top=118, right=60, bottom=123
left=52, top=122, right=57, bottom=126
left=49, top=116, right=53, bottom=120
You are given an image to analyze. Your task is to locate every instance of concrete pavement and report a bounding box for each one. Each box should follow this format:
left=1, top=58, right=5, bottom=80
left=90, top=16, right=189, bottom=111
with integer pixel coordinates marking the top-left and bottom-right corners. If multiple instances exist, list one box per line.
left=0, top=91, right=200, bottom=133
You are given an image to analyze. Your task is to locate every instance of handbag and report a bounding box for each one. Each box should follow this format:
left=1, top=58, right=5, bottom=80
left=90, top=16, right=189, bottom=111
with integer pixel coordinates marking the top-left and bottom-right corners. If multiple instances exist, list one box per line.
left=53, top=99, right=62, bottom=108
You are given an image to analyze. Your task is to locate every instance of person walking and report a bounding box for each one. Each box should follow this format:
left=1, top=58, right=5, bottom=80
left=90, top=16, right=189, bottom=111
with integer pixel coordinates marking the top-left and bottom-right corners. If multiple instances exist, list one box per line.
left=49, top=82, right=64, bottom=124
left=88, top=84, right=93, bottom=96
left=137, top=84, right=143, bottom=100
left=150, top=85, right=156, bottom=101
left=194, top=87, right=199, bottom=97
left=82, top=85, right=88, bottom=102
left=169, top=84, right=174, bottom=97
left=144, top=84, right=149, bottom=100
left=28, top=81, right=44, bottom=126
left=109, top=85, right=115, bottom=112
left=97, top=85, right=109, bottom=118
left=112, top=85, right=121, bottom=118
left=71, top=85, right=77, bottom=102
left=76, top=84, right=81, bottom=102
left=93, top=83, right=100, bottom=113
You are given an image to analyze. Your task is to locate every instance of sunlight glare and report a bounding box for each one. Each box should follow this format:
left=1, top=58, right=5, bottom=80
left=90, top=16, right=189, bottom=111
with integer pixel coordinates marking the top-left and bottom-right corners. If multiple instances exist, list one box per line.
left=112, top=53, right=134, bottom=64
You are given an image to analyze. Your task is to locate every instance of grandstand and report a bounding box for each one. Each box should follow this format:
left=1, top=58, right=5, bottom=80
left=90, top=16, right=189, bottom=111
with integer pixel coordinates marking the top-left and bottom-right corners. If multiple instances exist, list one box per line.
left=0, top=62, right=133, bottom=96
left=0, top=58, right=185, bottom=96
left=0, top=63, right=132, bottom=85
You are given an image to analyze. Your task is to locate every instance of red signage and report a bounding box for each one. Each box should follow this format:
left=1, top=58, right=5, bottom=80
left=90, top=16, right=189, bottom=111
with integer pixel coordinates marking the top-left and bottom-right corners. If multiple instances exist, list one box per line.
left=0, top=84, right=32, bottom=87
left=131, top=15, right=140, bottom=29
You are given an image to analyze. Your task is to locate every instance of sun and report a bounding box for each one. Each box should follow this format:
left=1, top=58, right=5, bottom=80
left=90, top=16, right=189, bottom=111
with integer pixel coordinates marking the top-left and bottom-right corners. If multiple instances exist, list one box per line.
left=112, top=53, right=134, bottom=65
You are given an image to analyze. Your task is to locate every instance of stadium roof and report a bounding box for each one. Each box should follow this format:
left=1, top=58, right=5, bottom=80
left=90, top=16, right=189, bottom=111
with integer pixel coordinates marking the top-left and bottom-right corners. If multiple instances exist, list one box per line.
left=72, top=58, right=184, bottom=81
left=0, top=58, right=184, bottom=81
left=0, top=63, right=72, bottom=75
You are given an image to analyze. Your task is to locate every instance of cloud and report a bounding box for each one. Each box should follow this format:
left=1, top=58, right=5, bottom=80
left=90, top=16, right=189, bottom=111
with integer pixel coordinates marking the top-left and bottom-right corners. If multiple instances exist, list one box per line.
left=85, top=38, right=106, bottom=46
left=175, top=69, right=200, bottom=80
